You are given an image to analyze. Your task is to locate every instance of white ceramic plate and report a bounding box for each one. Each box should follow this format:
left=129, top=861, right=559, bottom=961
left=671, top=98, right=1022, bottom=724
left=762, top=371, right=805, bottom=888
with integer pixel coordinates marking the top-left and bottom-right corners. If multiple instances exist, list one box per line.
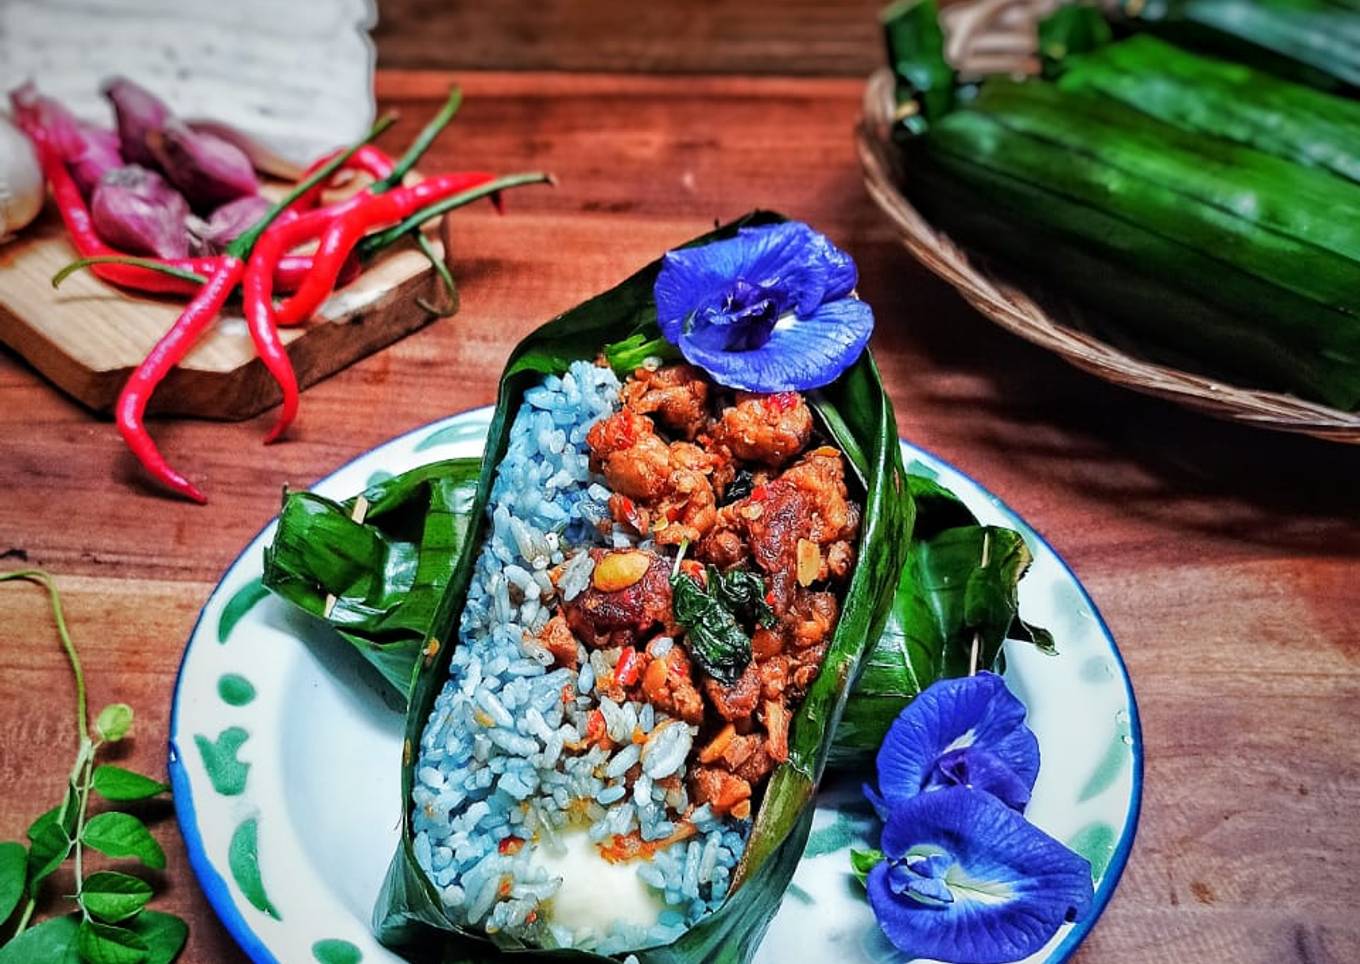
left=170, top=406, right=1142, bottom=964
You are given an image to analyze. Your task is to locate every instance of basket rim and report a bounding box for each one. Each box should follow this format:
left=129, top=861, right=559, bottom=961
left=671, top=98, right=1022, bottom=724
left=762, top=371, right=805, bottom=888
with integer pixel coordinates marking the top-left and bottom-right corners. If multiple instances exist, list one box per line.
left=857, top=67, right=1360, bottom=444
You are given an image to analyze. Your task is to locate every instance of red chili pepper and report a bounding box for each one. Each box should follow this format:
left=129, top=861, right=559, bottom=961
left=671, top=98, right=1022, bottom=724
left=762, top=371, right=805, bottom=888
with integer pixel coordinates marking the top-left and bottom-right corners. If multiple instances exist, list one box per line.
left=614, top=648, right=641, bottom=687
left=115, top=258, right=245, bottom=502
left=275, top=171, right=496, bottom=324
left=288, top=144, right=396, bottom=211
left=241, top=230, right=300, bottom=444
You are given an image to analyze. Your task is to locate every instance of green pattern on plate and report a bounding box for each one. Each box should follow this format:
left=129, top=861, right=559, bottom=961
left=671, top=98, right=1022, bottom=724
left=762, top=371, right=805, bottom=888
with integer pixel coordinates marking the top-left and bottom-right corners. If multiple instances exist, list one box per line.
left=194, top=728, right=251, bottom=796
left=413, top=420, right=487, bottom=452
left=217, top=674, right=256, bottom=707
left=218, top=578, right=268, bottom=644
left=803, top=809, right=875, bottom=859
left=1078, top=713, right=1133, bottom=803
left=229, top=818, right=280, bottom=920
left=364, top=469, right=394, bottom=489
left=1068, top=821, right=1117, bottom=880
left=312, top=938, right=363, bottom=963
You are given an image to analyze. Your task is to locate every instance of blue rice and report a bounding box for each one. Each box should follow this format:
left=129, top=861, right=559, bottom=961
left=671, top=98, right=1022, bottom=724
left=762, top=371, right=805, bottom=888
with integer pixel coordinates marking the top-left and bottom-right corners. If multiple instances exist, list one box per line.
left=412, top=361, right=748, bottom=954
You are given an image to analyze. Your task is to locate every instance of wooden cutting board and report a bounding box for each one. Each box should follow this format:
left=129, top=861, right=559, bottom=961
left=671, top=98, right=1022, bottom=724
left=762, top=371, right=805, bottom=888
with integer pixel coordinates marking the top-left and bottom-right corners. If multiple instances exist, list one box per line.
left=0, top=205, right=449, bottom=420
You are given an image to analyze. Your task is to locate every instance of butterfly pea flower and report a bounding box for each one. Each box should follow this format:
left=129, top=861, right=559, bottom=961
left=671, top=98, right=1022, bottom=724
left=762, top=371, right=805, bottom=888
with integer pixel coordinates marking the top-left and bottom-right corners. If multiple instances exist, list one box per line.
left=652, top=221, right=873, bottom=392
left=866, top=787, right=1094, bottom=963
left=867, top=671, right=1040, bottom=815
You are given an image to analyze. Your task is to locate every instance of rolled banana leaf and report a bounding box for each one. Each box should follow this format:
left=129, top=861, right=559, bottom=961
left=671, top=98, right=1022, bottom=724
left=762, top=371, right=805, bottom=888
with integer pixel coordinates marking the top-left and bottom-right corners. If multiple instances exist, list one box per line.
left=1055, top=34, right=1360, bottom=184
left=372, top=211, right=914, bottom=963
left=262, top=459, right=480, bottom=696
left=1112, top=0, right=1360, bottom=94
left=828, top=472, right=1054, bottom=769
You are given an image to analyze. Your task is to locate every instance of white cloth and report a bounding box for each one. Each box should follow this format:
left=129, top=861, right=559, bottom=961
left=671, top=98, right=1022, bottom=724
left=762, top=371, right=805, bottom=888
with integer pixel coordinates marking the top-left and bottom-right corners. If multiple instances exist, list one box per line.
left=0, top=0, right=376, bottom=171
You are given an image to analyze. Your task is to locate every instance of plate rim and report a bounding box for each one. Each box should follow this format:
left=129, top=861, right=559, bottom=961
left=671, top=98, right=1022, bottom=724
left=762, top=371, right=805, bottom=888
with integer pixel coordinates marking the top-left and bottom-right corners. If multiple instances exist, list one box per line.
left=169, top=408, right=1143, bottom=964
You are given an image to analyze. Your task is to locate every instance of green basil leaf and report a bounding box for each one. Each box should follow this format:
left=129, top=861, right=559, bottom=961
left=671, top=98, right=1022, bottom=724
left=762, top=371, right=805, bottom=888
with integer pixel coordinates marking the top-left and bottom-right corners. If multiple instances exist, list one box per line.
left=669, top=571, right=752, bottom=684
left=81, top=813, right=166, bottom=871
left=0, top=912, right=80, bottom=963
left=91, top=766, right=170, bottom=803
left=80, top=871, right=154, bottom=923
left=119, top=911, right=188, bottom=964
left=76, top=920, right=149, bottom=964
left=849, top=847, right=885, bottom=887
left=0, top=841, right=27, bottom=925
left=95, top=704, right=135, bottom=743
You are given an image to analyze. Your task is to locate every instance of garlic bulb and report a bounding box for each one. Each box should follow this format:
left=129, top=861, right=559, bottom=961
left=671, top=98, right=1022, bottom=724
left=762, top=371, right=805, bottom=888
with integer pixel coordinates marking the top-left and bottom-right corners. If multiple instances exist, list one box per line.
left=1, top=115, right=43, bottom=241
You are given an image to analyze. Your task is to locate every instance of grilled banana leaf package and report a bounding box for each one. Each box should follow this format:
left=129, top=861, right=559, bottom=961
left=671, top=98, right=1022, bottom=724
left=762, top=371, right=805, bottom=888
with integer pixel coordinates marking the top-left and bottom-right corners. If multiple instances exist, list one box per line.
left=371, top=212, right=914, bottom=962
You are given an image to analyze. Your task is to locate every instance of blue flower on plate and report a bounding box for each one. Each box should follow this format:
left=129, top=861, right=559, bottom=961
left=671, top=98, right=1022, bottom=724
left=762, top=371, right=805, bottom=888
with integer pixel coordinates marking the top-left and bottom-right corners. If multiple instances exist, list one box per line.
left=866, top=787, right=1094, bottom=963
left=652, top=221, right=874, bottom=392
left=868, top=671, right=1040, bottom=815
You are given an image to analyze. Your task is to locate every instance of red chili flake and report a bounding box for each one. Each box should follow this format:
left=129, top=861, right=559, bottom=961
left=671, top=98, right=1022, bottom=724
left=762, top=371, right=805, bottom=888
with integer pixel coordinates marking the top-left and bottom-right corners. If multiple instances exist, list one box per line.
left=615, top=648, right=641, bottom=687
left=499, top=835, right=525, bottom=855
left=751, top=484, right=768, bottom=502
left=764, top=589, right=777, bottom=606
left=526, top=910, right=538, bottom=925
left=766, top=391, right=799, bottom=413
left=586, top=709, right=606, bottom=744
left=561, top=684, right=575, bottom=704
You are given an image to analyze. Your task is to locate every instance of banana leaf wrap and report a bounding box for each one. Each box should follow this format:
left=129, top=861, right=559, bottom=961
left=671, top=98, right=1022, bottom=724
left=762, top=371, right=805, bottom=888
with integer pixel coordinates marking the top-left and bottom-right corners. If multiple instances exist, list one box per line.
left=262, top=459, right=480, bottom=696
left=373, top=211, right=914, bottom=963
left=828, top=472, right=1053, bottom=769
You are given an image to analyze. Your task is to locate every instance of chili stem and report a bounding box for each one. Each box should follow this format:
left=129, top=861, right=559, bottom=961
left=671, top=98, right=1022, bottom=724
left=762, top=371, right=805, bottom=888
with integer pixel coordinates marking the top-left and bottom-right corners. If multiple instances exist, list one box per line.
left=52, top=256, right=208, bottom=289
left=414, top=232, right=458, bottom=316
left=374, top=87, right=463, bottom=192
left=357, top=172, right=553, bottom=257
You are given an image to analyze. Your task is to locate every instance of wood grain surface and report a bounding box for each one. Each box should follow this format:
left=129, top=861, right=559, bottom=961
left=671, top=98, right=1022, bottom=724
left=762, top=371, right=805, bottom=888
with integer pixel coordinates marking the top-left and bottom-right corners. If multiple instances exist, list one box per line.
left=2, top=68, right=1358, bottom=964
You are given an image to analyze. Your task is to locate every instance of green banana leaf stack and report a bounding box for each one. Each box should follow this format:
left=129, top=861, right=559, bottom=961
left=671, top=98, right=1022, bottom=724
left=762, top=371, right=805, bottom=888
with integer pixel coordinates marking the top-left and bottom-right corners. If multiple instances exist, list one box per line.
left=884, top=0, right=1360, bottom=412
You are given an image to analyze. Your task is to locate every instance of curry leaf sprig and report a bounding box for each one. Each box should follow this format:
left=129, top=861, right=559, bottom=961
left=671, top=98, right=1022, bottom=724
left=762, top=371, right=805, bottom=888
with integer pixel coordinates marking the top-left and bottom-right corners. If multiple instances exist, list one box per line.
left=0, top=570, right=187, bottom=964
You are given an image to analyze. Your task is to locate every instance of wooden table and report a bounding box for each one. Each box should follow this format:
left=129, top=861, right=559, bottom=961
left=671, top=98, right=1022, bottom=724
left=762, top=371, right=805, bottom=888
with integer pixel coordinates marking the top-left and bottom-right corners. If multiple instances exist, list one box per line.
left=3, top=67, right=1358, bottom=964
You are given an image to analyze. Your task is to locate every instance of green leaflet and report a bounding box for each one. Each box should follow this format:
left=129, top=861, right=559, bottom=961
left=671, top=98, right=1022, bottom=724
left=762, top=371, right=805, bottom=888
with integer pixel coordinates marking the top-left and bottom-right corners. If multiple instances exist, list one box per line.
left=0, top=841, right=25, bottom=926
left=826, top=474, right=1052, bottom=769
left=262, top=459, right=480, bottom=696
left=372, top=211, right=913, bottom=964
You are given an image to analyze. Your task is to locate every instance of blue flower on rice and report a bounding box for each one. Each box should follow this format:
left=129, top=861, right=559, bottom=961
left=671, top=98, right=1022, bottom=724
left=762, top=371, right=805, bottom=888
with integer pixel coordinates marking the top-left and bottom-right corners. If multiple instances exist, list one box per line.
left=653, top=221, right=874, bottom=392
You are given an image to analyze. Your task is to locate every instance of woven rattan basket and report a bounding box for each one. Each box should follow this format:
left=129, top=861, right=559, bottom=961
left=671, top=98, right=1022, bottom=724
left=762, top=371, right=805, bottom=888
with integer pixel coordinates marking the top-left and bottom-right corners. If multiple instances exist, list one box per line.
left=856, top=0, right=1360, bottom=443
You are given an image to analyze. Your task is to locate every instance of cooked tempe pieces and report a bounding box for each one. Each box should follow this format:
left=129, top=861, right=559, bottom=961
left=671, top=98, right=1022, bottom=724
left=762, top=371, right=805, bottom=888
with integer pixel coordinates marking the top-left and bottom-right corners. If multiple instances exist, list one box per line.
left=779, top=447, right=859, bottom=545
left=621, top=364, right=711, bottom=439
left=785, top=589, right=838, bottom=651
left=703, top=661, right=762, bottom=722
left=694, top=524, right=747, bottom=569
left=536, top=613, right=580, bottom=670
left=720, top=733, right=776, bottom=784
left=691, top=766, right=752, bottom=813
left=641, top=642, right=706, bottom=725
left=653, top=460, right=718, bottom=546
left=713, top=391, right=813, bottom=467
left=561, top=549, right=672, bottom=647
left=586, top=409, right=672, bottom=501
